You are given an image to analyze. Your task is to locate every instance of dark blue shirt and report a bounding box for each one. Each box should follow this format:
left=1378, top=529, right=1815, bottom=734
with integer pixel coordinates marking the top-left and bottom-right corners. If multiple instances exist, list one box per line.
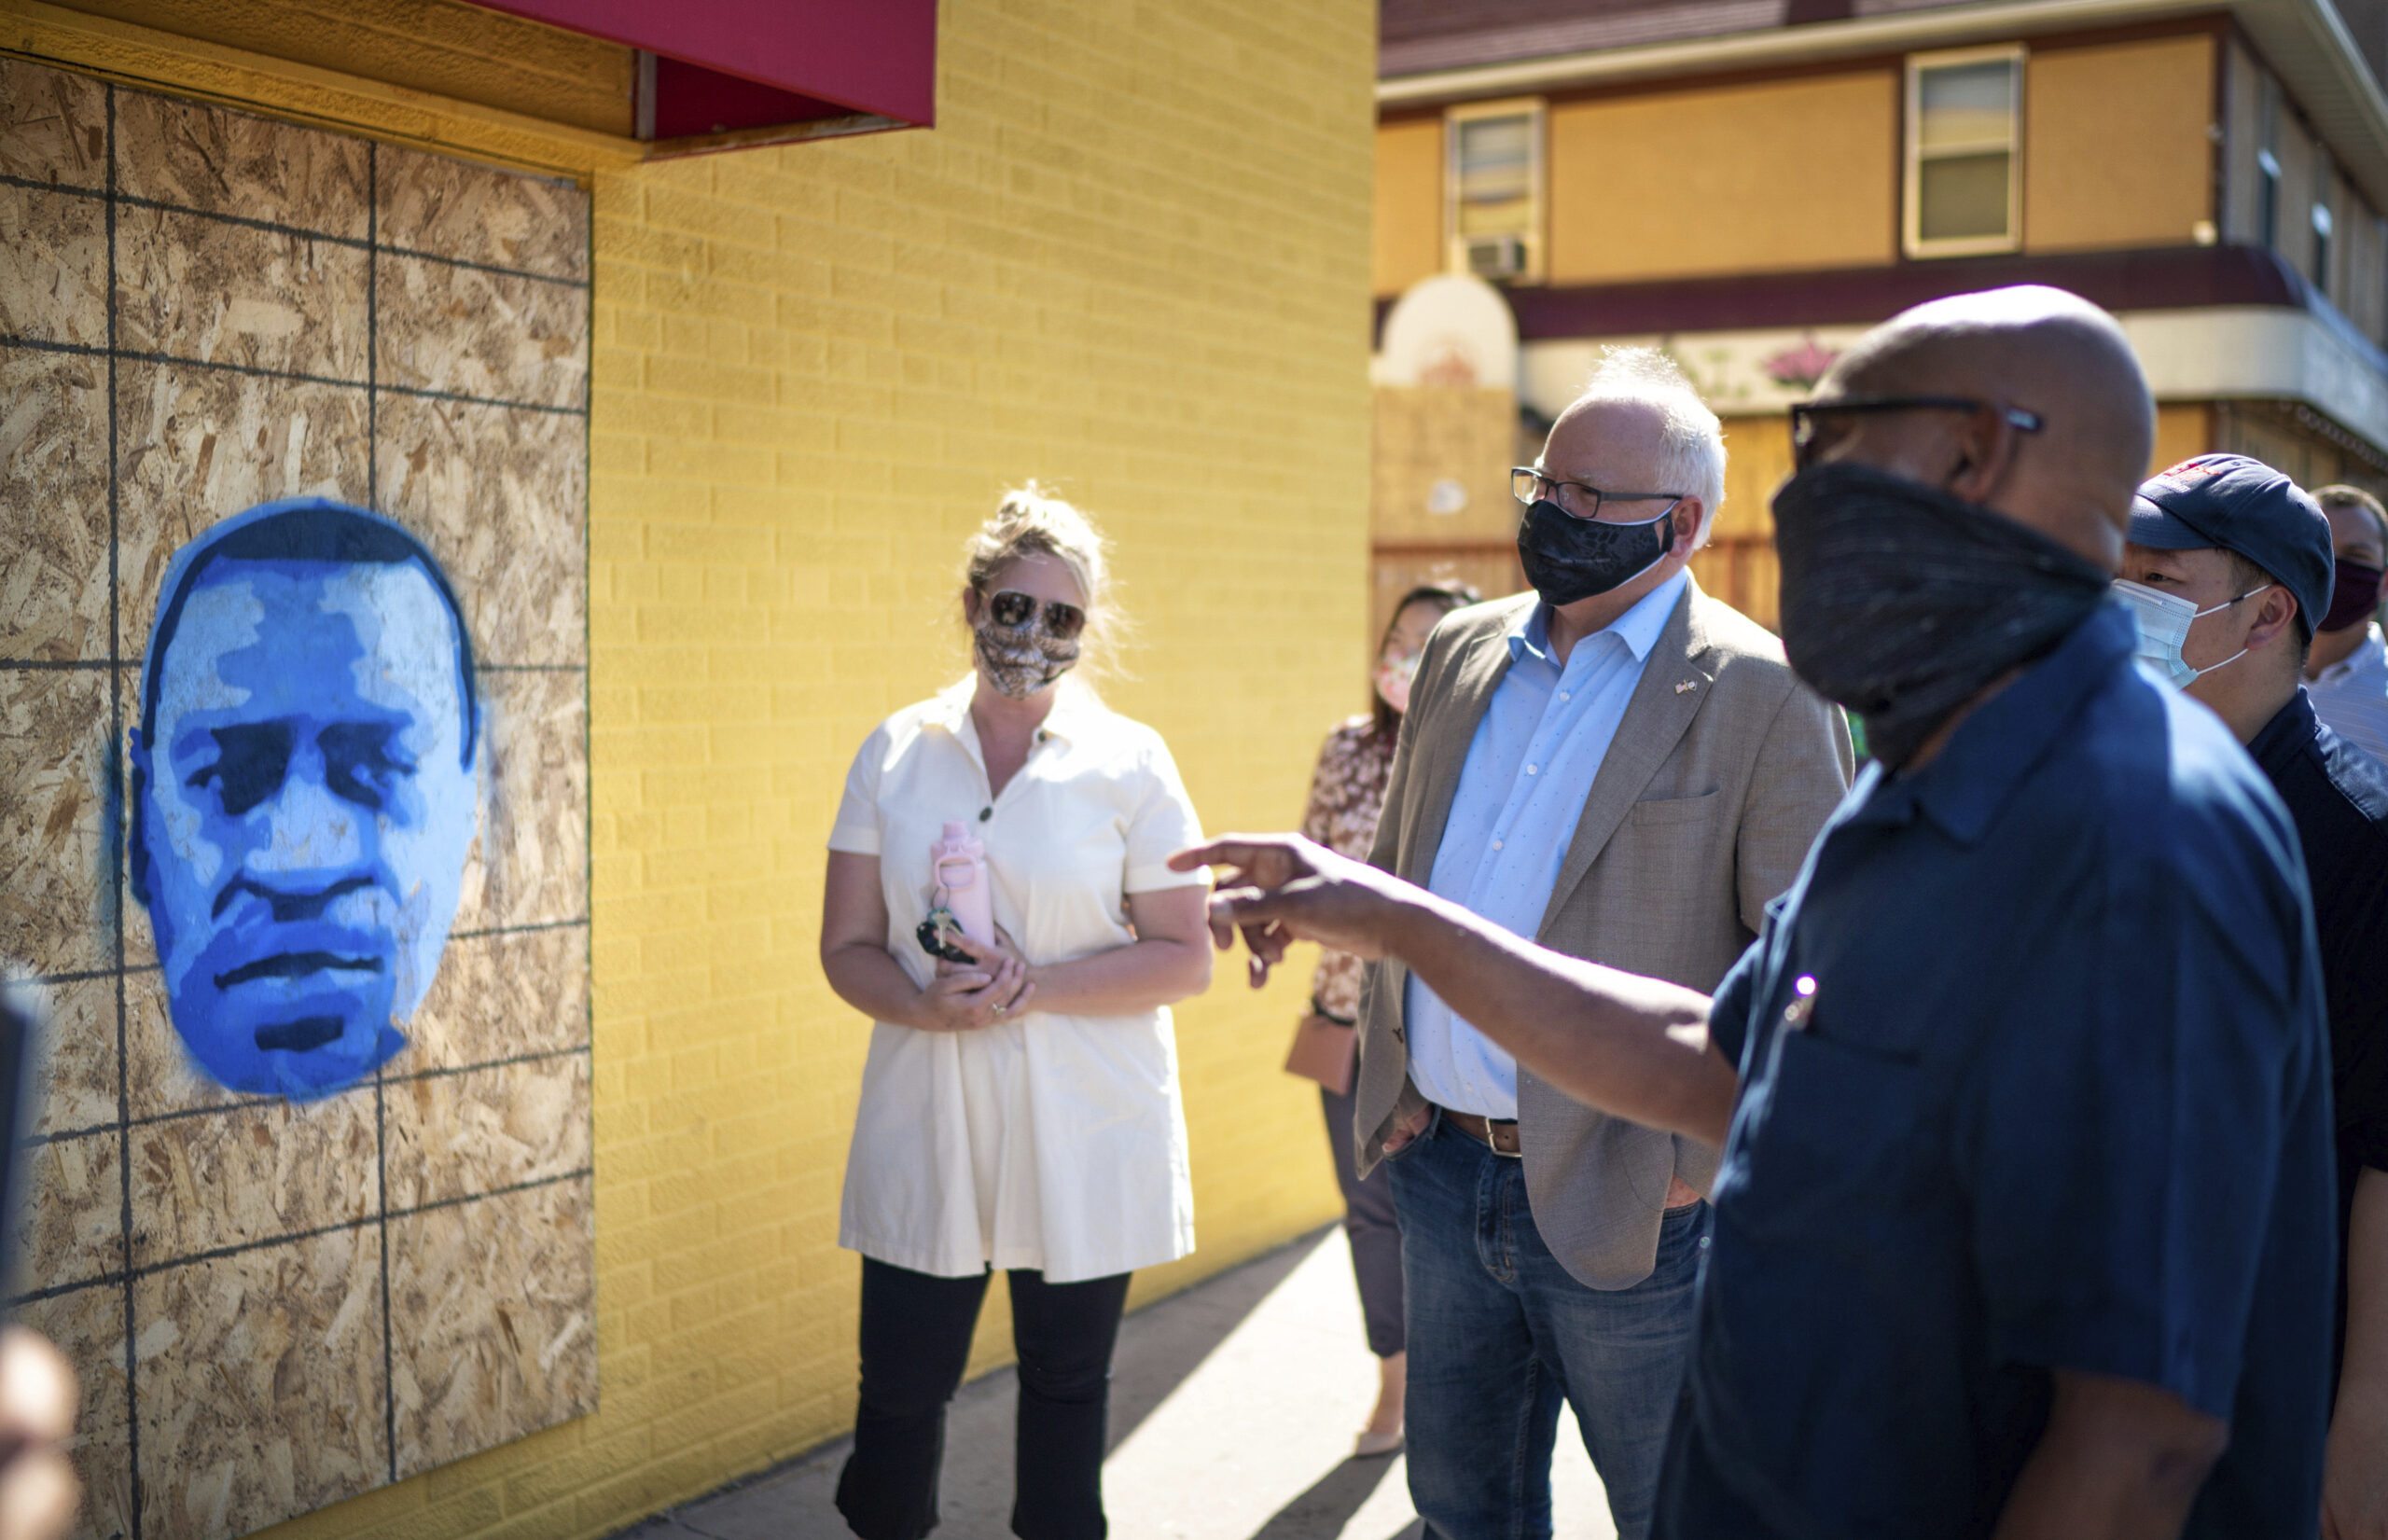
left=1658, top=604, right=2335, bottom=1540
left=2248, top=689, right=2388, bottom=1363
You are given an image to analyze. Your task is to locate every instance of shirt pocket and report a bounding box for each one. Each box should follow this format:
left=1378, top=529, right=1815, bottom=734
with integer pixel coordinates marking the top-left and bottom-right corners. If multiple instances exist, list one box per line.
left=1733, top=1026, right=1924, bottom=1241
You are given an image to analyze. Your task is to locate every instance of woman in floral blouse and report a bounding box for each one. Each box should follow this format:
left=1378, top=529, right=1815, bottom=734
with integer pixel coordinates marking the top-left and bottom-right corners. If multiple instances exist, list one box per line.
left=1292, top=580, right=1479, bottom=1456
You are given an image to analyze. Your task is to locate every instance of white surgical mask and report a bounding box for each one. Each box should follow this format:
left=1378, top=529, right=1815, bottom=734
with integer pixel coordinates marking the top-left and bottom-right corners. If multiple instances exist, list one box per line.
left=2113, top=578, right=2269, bottom=688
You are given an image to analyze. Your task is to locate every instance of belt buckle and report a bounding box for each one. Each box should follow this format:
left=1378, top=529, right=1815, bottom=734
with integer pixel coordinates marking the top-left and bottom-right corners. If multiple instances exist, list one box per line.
left=1488, top=1118, right=1521, bottom=1158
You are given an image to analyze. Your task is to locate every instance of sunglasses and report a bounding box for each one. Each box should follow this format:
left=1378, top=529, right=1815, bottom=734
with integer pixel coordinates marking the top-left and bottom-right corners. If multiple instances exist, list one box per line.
left=985, top=589, right=1087, bottom=640
left=1789, top=395, right=2044, bottom=468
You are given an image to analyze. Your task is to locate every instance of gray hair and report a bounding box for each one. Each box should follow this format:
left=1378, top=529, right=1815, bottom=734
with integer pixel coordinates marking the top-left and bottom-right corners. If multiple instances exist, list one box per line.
left=1569, top=348, right=1728, bottom=547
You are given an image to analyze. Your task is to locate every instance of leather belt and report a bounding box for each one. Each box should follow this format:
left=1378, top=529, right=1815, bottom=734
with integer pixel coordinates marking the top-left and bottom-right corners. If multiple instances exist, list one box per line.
left=1438, top=1106, right=1521, bottom=1157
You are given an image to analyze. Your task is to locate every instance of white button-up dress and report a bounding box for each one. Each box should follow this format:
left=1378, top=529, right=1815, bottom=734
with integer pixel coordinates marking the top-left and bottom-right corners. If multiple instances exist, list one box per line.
left=828, top=679, right=1207, bottom=1282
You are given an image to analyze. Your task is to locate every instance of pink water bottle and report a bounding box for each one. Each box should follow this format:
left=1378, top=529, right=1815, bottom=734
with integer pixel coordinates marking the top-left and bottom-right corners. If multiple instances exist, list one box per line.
left=931, top=821, right=995, bottom=947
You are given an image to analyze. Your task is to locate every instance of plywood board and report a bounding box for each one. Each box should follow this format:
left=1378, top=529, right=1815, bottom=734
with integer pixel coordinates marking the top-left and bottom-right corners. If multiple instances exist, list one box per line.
left=0, top=60, right=594, bottom=1540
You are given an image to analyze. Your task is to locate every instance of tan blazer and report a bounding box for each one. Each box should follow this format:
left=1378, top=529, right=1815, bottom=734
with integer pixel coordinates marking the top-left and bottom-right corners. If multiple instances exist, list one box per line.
left=1355, top=578, right=1853, bottom=1289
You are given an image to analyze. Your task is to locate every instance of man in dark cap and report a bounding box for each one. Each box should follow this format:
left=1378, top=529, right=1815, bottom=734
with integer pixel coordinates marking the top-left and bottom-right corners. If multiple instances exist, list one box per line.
left=2115, top=455, right=2388, bottom=1539
left=2303, top=483, right=2388, bottom=765
left=1173, top=287, right=2333, bottom=1539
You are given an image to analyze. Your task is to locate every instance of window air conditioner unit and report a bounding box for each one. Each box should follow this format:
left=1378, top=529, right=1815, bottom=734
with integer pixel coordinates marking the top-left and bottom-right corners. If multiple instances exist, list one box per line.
left=1465, top=234, right=1526, bottom=280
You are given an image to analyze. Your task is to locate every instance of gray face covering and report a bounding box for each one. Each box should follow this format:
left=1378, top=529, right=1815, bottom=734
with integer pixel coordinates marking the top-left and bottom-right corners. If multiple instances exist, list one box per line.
left=974, top=618, right=1080, bottom=699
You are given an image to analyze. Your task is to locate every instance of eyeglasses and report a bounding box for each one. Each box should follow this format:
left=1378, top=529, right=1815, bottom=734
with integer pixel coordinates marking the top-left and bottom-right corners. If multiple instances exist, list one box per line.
left=1788, top=396, right=2044, bottom=468
left=985, top=589, right=1087, bottom=640
left=1509, top=467, right=1687, bottom=524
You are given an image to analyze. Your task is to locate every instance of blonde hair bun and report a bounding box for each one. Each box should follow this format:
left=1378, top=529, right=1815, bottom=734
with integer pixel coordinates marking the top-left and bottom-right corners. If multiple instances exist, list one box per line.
left=961, top=484, right=1124, bottom=676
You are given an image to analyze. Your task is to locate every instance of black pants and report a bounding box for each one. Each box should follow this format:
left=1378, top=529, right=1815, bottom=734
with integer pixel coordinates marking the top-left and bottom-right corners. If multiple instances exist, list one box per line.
left=1322, top=1082, right=1406, bottom=1357
left=836, top=1256, right=1132, bottom=1540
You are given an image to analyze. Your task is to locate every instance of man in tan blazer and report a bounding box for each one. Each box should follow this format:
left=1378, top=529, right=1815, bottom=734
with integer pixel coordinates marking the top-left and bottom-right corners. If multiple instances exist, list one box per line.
left=1357, top=351, right=1850, bottom=1540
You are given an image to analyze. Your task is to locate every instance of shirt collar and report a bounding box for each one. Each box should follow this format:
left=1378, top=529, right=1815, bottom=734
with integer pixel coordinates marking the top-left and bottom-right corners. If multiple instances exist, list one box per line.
left=1509, top=569, right=1689, bottom=669
left=923, top=675, right=1097, bottom=744
left=2249, top=687, right=2320, bottom=772
left=2315, top=623, right=2388, bottom=686
left=1856, top=600, right=2138, bottom=846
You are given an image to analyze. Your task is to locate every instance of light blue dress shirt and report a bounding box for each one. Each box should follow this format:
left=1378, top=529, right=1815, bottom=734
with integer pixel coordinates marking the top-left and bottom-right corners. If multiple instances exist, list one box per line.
left=1403, top=570, right=1687, bottom=1117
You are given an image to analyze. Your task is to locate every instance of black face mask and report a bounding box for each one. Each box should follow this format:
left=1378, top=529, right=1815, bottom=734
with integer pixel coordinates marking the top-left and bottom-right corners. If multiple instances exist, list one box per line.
left=1772, top=463, right=2112, bottom=770
left=2322, top=560, right=2386, bottom=633
left=1517, top=498, right=1677, bottom=608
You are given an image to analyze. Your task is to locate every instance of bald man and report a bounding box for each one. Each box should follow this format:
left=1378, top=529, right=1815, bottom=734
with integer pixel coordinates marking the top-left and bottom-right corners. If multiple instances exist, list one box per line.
left=1176, top=287, right=2333, bottom=1539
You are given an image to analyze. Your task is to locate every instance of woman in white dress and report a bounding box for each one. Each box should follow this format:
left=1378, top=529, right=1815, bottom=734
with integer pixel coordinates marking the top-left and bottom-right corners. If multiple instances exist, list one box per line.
left=818, top=489, right=1213, bottom=1540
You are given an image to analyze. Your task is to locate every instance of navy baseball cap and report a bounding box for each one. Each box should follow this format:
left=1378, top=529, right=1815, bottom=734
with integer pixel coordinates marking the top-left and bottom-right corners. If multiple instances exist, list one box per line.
left=2130, top=454, right=2334, bottom=637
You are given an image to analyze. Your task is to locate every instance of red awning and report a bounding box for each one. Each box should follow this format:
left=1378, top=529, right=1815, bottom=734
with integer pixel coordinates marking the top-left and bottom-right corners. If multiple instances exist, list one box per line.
left=463, top=0, right=936, bottom=150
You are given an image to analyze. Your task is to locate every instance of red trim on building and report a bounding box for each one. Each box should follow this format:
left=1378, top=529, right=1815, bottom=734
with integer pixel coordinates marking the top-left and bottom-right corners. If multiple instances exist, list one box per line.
left=1377, top=243, right=2312, bottom=343
left=464, top=0, right=937, bottom=135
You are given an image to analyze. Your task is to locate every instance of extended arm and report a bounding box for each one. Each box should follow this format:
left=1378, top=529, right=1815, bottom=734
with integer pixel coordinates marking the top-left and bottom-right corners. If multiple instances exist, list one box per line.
left=1170, top=835, right=1739, bottom=1147
left=2328, top=1165, right=2388, bottom=1539
left=1991, top=1369, right=2227, bottom=1540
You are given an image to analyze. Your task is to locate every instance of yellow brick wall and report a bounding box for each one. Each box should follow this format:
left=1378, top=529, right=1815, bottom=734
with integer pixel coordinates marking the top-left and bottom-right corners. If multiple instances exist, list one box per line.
left=13, top=1, right=1378, bottom=1536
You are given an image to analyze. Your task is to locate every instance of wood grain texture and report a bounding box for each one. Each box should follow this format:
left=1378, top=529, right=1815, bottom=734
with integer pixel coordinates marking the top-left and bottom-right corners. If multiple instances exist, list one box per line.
left=116, top=206, right=369, bottom=381
left=111, top=89, right=368, bottom=239
left=388, top=1176, right=594, bottom=1481
left=128, top=1092, right=378, bottom=1269
left=20, top=973, right=119, bottom=1140
left=374, top=395, right=587, bottom=667
left=452, top=668, right=589, bottom=935
left=133, top=1228, right=387, bottom=1540
left=0, top=349, right=112, bottom=661
left=406, top=924, right=590, bottom=1073
left=383, top=1053, right=589, bottom=1210
left=16, top=1131, right=121, bottom=1294
left=0, top=57, right=105, bottom=190
left=378, top=144, right=589, bottom=281
left=378, top=252, right=587, bottom=409
left=114, top=361, right=370, bottom=661
left=0, top=184, right=107, bottom=349
left=0, top=61, right=597, bottom=1532
left=0, top=668, right=110, bottom=977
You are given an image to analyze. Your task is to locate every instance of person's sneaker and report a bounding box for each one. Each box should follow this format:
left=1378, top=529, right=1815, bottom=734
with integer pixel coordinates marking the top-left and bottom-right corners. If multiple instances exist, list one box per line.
left=1353, top=1426, right=1404, bottom=1458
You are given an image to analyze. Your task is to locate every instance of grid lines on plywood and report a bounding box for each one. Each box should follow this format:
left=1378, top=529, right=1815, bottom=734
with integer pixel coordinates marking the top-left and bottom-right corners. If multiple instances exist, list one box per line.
left=0, top=56, right=597, bottom=1540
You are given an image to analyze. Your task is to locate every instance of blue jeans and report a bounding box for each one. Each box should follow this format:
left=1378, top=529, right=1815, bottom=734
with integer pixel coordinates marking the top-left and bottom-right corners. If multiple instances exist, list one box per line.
left=1387, top=1116, right=1708, bottom=1540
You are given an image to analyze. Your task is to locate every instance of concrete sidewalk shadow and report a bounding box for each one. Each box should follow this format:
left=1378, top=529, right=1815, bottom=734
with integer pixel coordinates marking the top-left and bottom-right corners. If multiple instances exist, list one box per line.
left=614, top=1228, right=1609, bottom=1539
left=1244, top=1453, right=1403, bottom=1540
left=1107, top=1234, right=1316, bottom=1454
left=615, top=1231, right=1331, bottom=1540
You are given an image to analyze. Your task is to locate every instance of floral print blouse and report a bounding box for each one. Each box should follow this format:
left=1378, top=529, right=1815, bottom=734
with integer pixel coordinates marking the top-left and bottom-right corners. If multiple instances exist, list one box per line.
left=1299, top=715, right=1397, bottom=1022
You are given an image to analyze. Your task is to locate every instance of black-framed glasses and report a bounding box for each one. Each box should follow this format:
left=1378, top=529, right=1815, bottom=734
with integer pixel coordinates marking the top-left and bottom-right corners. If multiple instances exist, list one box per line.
left=1509, top=466, right=1687, bottom=524
left=1788, top=395, right=2044, bottom=467
left=986, top=589, right=1087, bottom=639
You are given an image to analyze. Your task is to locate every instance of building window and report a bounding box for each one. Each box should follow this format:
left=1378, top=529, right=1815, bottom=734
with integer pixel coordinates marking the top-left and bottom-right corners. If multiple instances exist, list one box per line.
left=2257, top=77, right=2282, bottom=250
left=2313, top=200, right=2334, bottom=293
left=1446, top=99, right=1544, bottom=284
left=1905, top=47, right=2024, bottom=257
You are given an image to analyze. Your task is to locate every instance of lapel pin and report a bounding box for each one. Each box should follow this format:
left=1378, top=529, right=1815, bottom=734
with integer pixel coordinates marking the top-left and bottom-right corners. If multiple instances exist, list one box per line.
left=1675, top=680, right=1698, bottom=694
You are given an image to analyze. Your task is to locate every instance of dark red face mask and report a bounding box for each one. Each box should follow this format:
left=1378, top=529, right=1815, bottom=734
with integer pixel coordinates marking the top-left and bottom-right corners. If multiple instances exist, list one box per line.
left=2322, top=561, right=2386, bottom=633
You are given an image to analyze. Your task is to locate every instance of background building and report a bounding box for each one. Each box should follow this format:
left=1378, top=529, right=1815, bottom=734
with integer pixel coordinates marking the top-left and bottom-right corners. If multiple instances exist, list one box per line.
left=0, top=3, right=1377, bottom=1538
left=1372, top=0, right=2388, bottom=629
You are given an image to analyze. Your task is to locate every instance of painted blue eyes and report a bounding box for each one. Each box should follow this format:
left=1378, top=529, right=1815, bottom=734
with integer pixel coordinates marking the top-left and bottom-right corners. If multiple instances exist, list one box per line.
left=187, top=721, right=417, bottom=815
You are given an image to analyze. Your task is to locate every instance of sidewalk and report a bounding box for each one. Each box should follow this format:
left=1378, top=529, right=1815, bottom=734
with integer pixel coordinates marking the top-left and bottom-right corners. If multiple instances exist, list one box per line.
left=619, top=1228, right=1615, bottom=1540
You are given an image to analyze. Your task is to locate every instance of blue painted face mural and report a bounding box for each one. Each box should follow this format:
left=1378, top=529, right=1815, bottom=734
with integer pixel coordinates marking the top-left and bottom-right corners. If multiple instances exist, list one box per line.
left=131, top=500, right=480, bottom=1099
